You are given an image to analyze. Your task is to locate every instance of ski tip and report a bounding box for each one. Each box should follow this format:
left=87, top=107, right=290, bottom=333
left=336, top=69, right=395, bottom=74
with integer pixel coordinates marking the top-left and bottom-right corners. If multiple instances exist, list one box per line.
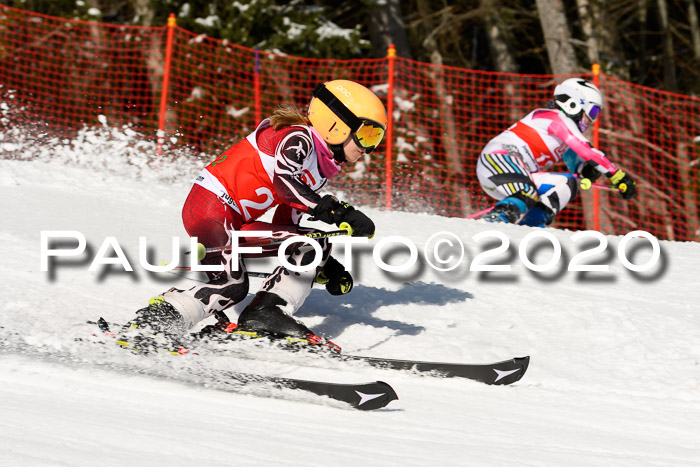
left=485, top=356, right=531, bottom=386
left=353, top=381, right=399, bottom=411
left=512, top=356, right=530, bottom=383
left=498, top=356, right=530, bottom=385
left=516, top=356, right=530, bottom=369
left=377, top=380, right=399, bottom=403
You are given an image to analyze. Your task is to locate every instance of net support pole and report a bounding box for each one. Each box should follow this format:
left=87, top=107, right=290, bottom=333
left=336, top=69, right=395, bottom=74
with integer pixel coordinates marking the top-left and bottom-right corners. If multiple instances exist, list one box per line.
left=385, top=44, right=396, bottom=210
left=254, top=47, right=261, bottom=124
left=157, top=13, right=176, bottom=156
left=592, top=63, right=601, bottom=231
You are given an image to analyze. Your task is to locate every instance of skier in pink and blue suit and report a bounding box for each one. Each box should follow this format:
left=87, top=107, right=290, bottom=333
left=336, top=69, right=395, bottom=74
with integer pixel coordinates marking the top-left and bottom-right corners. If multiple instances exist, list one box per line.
left=476, top=78, right=636, bottom=226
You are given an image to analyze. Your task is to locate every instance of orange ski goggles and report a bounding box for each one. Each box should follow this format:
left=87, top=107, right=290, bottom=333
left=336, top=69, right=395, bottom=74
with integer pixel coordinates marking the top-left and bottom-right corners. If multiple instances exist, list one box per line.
left=353, top=121, right=385, bottom=153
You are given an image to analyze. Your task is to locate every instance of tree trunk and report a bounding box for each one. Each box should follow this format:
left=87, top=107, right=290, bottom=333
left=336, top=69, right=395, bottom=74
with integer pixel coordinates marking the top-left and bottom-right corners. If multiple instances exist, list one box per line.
left=657, top=0, right=678, bottom=91
left=591, top=2, right=631, bottom=81
left=688, top=0, right=700, bottom=59
left=367, top=0, right=412, bottom=59
left=480, top=0, right=518, bottom=73
left=637, top=1, right=649, bottom=82
left=131, top=0, right=154, bottom=26
left=72, top=0, right=105, bottom=124
left=575, top=0, right=600, bottom=66
left=535, top=0, right=579, bottom=74
left=413, top=0, right=471, bottom=215
left=131, top=0, right=179, bottom=144
left=415, top=0, right=444, bottom=65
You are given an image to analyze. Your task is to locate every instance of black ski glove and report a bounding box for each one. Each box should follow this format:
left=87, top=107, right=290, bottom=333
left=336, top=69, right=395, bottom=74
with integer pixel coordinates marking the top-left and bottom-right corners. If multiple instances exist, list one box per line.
left=311, top=195, right=375, bottom=238
left=579, top=160, right=603, bottom=182
left=342, top=209, right=375, bottom=238
left=310, top=195, right=347, bottom=224
left=316, top=255, right=353, bottom=295
left=608, top=170, right=637, bottom=200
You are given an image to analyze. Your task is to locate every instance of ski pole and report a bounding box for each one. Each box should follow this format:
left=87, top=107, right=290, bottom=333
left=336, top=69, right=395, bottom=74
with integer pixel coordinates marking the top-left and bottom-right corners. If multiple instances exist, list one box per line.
left=466, top=206, right=494, bottom=219
left=167, top=265, right=271, bottom=278
left=467, top=175, right=614, bottom=220
left=581, top=179, right=615, bottom=191
left=190, top=222, right=354, bottom=260
left=574, top=175, right=615, bottom=192
left=546, top=172, right=616, bottom=192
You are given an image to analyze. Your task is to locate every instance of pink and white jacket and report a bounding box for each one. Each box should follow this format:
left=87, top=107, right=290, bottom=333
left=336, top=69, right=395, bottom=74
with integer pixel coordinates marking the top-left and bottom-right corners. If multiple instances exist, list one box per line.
left=482, top=109, right=618, bottom=175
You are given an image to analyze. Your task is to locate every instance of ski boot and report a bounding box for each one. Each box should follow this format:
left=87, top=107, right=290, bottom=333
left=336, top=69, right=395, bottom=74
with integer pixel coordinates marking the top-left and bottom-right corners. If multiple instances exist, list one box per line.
left=234, top=291, right=341, bottom=354
left=482, top=200, right=523, bottom=224
left=518, top=202, right=555, bottom=228
left=116, top=297, right=190, bottom=355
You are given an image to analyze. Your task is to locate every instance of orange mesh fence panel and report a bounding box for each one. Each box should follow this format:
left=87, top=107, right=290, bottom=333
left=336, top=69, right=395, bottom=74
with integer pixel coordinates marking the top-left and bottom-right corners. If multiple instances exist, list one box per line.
left=2, top=5, right=699, bottom=241
left=160, top=28, right=259, bottom=153
left=165, top=26, right=388, bottom=158
left=388, top=59, right=562, bottom=218
left=163, top=27, right=390, bottom=205
left=0, top=5, right=163, bottom=138
left=595, top=75, right=700, bottom=241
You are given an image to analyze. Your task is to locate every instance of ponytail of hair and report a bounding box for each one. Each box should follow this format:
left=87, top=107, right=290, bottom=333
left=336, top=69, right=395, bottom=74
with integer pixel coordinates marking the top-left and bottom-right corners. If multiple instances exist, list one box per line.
left=268, top=105, right=311, bottom=130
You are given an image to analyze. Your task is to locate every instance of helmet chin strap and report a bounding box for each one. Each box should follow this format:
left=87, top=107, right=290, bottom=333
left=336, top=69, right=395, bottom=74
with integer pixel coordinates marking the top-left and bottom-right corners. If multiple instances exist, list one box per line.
left=330, top=144, right=346, bottom=163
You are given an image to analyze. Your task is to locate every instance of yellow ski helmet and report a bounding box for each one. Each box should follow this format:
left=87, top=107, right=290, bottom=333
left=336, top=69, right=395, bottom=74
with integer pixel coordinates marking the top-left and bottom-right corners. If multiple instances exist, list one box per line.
left=307, top=80, right=387, bottom=152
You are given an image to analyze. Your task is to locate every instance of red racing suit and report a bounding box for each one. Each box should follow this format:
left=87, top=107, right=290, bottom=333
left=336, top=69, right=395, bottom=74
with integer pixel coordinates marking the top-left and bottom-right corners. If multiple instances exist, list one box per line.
left=196, top=119, right=335, bottom=226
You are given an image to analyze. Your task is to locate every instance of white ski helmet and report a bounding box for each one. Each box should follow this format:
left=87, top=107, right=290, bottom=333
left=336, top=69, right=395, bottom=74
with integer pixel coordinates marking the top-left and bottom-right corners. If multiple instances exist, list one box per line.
left=553, top=78, right=603, bottom=123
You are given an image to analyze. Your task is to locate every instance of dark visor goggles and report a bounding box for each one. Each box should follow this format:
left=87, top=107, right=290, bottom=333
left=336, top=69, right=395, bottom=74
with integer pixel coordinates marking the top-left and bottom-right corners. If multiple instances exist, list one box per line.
left=586, top=104, right=601, bottom=122
left=312, top=83, right=385, bottom=153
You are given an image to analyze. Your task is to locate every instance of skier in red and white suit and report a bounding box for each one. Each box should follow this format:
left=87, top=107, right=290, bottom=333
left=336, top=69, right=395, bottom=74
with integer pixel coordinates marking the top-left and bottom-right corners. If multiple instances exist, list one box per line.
left=122, top=80, right=387, bottom=347
left=476, top=78, right=636, bottom=226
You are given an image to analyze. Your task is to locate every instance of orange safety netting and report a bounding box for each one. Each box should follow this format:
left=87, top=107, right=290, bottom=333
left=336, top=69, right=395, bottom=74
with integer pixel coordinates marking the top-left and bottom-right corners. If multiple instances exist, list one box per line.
left=2, top=5, right=699, bottom=241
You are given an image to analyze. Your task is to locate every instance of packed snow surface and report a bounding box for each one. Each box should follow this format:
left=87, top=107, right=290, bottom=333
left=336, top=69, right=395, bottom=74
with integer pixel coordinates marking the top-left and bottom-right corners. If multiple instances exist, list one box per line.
left=1, top=134, right=699, bottom=466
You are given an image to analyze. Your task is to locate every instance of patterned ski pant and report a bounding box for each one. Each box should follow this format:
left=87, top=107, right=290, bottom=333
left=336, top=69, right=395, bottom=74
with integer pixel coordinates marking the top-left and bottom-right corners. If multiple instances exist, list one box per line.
left=476, top=149, right=578, bottom=214
left=161, top=183, right=330, bottom=330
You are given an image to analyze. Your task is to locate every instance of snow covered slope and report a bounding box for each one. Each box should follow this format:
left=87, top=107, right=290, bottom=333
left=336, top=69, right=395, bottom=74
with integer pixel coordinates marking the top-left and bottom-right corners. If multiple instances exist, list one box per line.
left=1, top=140, right=699, bottom=466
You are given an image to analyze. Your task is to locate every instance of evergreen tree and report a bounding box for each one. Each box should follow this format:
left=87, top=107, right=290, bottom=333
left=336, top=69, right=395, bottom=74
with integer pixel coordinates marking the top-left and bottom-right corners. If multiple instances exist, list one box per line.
left=150, top=0, right=369, bottom=59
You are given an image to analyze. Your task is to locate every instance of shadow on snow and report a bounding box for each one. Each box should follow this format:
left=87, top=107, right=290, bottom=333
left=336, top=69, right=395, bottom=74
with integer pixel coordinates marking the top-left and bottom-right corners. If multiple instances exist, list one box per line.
left=296, top=281, right=473, bottom=338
